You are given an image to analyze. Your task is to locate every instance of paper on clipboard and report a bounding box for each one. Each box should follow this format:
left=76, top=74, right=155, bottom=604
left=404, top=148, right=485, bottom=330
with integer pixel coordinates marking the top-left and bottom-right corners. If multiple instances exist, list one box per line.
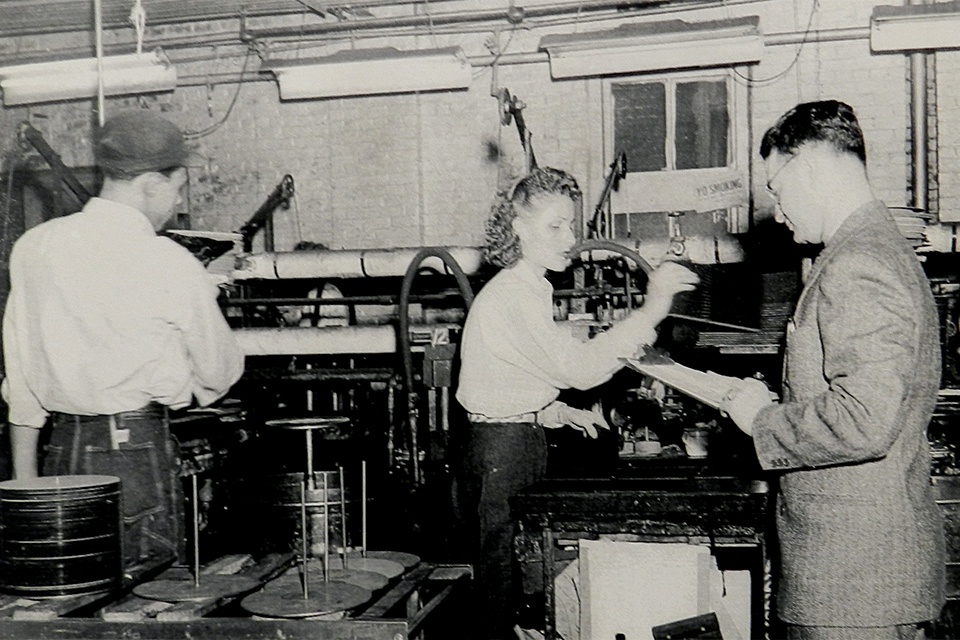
left=621, top=357, right=740, bottom=409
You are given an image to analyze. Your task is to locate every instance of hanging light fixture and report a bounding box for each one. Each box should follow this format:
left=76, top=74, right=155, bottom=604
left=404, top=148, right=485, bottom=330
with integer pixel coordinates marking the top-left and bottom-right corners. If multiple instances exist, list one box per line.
left=539, top=16, right=763, bottom=79
left=0, top=50, right=177, bottom=107
left=261, top=47, right=472, bottom=100
left=870, top=2, right=960, bottom=52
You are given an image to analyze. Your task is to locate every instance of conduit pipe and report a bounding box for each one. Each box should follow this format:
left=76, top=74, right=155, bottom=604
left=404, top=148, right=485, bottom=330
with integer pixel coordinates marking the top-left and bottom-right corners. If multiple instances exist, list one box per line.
left=232, top=246, right=483, bottom=280
left=233, top=325, right=397, bottom=356
left=909, top=0, right=929, bottom=213
left=243, top=0, right=705, bottom=39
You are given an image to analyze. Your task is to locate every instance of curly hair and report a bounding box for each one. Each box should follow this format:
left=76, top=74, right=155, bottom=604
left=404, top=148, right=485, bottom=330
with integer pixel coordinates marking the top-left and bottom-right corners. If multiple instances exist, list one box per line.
left=483, top=166, right=581, bottom=269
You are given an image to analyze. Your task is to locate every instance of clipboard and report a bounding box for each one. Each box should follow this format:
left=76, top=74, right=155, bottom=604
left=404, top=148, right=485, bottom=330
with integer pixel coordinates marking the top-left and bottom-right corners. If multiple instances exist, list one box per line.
left=621, top=357, right=740, bottom=409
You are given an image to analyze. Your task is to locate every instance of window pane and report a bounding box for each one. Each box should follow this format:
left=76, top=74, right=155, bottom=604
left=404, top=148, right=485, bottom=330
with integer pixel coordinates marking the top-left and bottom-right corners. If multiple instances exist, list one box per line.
left=613, top=82, right=666, bottom=173
left=675, top=80, right=728, bottom=170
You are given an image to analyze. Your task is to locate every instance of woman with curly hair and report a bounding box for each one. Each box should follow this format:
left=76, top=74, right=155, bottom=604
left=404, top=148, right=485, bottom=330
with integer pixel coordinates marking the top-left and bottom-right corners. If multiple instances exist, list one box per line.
left=455, top=166, right=697, bottom=639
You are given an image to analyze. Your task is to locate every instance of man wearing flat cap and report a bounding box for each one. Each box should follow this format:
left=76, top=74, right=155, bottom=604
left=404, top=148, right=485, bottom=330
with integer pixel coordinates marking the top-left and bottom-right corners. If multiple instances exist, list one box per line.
left=2, top=110, right=244, bottom=572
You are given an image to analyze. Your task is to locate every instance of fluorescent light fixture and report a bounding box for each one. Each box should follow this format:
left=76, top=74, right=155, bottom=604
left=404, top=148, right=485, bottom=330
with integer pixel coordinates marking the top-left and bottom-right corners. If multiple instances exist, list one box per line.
left=871, top=2, right=960, bottom=52
left=540, top=16, right=762, bottom=79
left=0, top=50, right=176, bottom=107
left=262, top=47, right=472, bottom=100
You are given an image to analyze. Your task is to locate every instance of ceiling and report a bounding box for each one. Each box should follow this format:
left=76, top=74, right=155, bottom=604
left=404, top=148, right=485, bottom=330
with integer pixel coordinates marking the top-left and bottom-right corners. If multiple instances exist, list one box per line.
left=0, top=1, right=321, bottom=38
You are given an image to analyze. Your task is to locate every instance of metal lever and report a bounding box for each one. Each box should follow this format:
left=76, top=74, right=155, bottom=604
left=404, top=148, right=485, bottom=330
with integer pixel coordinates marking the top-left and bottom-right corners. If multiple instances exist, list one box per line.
left=239, top=174, right=295, bottom=252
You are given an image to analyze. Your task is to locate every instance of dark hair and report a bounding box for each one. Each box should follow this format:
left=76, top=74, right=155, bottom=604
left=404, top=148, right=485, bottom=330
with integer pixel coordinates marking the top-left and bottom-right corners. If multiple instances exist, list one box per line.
left=293, top=240, right=329, bottom=251
left=101, top=164, right=183, bottom=181
left=484, top=166, right=581, bottom=268
left=759, top=100, right=866, bottom=164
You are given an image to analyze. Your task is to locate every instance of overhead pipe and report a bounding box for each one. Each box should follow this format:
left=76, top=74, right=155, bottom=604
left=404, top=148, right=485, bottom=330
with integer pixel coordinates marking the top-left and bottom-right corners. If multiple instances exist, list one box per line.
left=243, top=0, right=705, bottom=39
left=233, top=246, right=483, bottom=280
left=233, top=325, right=397, bottom=356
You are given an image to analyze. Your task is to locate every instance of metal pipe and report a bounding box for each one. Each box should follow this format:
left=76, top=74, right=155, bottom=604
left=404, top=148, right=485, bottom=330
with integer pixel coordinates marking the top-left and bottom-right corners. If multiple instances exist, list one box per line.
left=339, top=466, right=348, bottom=569
left=222, top=291, right=473, bottom=307
left=233, top=325, right=397, bottom=356
left=361, top=460, right=367, bottom=558
left=909, top=0, right=929, bottom=213
left=300, top=478, right=310, bottom=598
left=243, top=0, right=704, bottom=39
left=93, top=0, right=105, bottom=126
left=191, top=474, right=200, bottom=589
left=233, top=246, right=482, bottom=280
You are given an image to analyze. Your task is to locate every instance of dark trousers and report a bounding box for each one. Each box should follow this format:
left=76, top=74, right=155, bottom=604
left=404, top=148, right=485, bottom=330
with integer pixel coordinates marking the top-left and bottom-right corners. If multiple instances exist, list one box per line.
left=784, top=624, right=921, bottom=640
left=455, top=421, right=548, bottom=640
left=44, top=405, right=184, bottom=574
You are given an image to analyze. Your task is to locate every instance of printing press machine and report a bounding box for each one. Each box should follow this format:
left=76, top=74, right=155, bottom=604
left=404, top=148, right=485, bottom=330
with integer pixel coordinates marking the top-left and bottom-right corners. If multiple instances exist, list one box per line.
left=5, top=221, right=960, bottom=639
left=0, top=227, right=789, bottom=639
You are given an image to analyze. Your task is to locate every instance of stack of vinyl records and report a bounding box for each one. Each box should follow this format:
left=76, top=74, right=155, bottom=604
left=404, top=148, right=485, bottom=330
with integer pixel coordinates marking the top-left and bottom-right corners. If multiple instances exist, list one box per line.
left=889, top=206, right=934, bottom=249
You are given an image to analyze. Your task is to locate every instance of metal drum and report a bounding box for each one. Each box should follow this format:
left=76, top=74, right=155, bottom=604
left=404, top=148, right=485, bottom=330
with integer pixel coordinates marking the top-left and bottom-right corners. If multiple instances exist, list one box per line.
left=0, top=475, right=122, bottom=597
left=245, top=471, right=356, bottom=557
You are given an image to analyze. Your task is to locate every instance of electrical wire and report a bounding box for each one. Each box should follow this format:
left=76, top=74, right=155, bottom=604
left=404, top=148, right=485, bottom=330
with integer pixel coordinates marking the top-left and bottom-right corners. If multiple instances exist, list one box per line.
left=184, top=45, right=254, bottom=139
left=733, top=0, right=819, bottom=86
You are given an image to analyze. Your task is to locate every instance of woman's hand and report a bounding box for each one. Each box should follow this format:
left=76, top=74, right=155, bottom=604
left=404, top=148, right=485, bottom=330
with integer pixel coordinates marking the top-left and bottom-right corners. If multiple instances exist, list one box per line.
left=644, top=261, right=699, bottom=323
left=540, top=401, right=609, bottom=438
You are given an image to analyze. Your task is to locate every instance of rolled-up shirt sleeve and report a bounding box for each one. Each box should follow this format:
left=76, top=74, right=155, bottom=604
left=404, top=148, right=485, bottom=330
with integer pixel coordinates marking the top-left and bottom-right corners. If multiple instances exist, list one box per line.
left=2, top=241, right=48, bottom=429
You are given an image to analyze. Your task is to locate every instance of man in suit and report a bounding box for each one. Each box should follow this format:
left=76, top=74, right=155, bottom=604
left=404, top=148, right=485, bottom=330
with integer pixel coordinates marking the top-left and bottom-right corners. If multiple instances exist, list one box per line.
left=721, top=100, right=945, bottom=639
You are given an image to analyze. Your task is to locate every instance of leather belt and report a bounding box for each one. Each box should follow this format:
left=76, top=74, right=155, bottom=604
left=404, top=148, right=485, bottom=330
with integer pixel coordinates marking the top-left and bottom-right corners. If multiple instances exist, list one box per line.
left=468, top=411, right=539, bottom=424
left=52, top=403, right=168, bottom=450
left=53, top=403, right=167, bottom=423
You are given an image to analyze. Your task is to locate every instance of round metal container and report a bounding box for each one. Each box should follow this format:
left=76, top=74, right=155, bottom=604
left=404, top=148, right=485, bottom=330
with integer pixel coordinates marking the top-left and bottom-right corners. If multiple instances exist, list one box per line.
left=243, top=471, right=356, bottom=557
left=0, top=475, right=122, bottom=597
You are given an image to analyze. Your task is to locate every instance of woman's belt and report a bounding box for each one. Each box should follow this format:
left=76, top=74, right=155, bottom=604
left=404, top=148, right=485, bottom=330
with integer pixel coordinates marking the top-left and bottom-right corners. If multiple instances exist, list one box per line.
left=468, top=411, right=540, bottom=424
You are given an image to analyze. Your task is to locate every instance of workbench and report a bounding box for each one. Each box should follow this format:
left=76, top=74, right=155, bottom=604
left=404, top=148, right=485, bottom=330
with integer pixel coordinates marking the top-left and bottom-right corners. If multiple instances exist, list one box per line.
left=511, top=466, right=770, bottom=639
left=0, top=553, right=471, bottom=640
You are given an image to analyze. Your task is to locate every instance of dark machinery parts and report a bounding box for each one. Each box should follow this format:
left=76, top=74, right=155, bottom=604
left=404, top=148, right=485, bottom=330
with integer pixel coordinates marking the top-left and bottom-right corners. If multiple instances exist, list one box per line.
left=240, top=174, right=295, bottom=253
left=587, top=151, right=628, bottom=240
left=397, top=247, right=474, bottom=485
left=496, top=88, right=537, bottom=173
left=17, top=122, right=93, bottom=207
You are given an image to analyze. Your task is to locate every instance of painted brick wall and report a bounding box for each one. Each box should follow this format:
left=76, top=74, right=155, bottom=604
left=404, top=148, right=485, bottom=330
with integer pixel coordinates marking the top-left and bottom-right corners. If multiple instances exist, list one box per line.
left=937, top=49, right=960, bottom=222
left=0, top=0, right=944, bottom=252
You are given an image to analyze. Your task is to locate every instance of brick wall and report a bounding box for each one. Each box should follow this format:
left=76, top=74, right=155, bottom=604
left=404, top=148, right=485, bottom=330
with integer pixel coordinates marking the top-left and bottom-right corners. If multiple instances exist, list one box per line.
left=0, top=0, right=947, bottom=250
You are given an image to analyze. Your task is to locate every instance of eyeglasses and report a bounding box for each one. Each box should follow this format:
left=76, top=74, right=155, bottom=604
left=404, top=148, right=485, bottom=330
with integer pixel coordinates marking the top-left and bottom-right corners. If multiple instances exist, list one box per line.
left=765, top=153, right=798, bottom=200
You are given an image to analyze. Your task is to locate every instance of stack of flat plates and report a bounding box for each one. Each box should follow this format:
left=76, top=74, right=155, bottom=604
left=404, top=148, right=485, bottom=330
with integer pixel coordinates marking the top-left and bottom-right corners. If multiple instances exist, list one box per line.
left=889, top=206, right=934, bottom=248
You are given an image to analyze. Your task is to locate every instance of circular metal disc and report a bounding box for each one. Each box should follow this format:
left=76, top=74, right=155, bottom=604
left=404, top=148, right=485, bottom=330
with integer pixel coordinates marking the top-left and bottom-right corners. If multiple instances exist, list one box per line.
left=133, top=575, right=261, bottom=602
left=263, top=416, right=349, bottom=430
left=269, top=568, right=388, bottom=593
left=348, top=550, right=420, bottom=569
left=337, top=556, right=405, bottom=579
left=240, top=581, right=371, bottom=618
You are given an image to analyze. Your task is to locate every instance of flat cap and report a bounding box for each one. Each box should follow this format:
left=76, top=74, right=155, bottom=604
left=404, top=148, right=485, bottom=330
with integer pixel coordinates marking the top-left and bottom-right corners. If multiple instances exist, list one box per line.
left=96, top=110, right=189, bottom=176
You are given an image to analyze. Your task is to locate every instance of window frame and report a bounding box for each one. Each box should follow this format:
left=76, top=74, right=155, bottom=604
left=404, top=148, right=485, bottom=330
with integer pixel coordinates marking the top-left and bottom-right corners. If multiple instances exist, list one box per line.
left=600, top=66, right=751, bottom=237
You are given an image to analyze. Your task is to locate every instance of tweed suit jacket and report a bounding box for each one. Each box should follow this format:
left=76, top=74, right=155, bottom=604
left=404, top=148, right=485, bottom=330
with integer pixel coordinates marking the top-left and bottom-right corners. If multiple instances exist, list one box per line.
left=752, top=200, right=945, bottom=627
